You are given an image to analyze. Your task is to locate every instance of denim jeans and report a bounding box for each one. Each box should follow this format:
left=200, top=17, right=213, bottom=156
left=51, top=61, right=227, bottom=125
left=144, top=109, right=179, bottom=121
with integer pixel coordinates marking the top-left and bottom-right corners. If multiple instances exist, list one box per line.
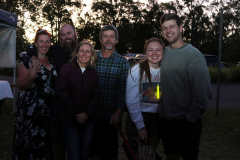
left=62, top=120, right=95, bottom=160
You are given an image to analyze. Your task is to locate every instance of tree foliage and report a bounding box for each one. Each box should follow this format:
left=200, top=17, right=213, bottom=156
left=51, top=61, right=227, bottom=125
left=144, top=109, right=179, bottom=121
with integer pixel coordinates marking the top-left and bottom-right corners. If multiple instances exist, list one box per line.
left=1, top=0, right=240, bottom=63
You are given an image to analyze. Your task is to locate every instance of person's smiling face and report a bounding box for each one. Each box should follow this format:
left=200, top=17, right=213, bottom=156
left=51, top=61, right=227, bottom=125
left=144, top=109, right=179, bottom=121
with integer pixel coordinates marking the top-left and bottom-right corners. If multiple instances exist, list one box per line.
left=146, top=41, right=164, bottom=69
left=161, top=19, right=183, bottom=45
left=60, top=25, right=77, bottom=52
left=77, top=44, right=92, bottom=68
left=100, top=30, right=118, bottom=50
left=35, top=35, right=51, bottom=56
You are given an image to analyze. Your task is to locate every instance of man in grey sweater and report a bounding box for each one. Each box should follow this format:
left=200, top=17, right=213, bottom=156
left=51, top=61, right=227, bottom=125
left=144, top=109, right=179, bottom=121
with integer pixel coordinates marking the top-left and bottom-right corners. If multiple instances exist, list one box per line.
left=158, top=13, right=212, bottom=160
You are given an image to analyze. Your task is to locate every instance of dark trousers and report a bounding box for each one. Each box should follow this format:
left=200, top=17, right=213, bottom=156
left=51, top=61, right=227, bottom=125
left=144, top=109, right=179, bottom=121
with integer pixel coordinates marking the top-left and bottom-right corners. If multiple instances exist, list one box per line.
left=62, top=120, right=95, bottom=160
left=89, top=119, right=119, bottom=160
left=159, top=118, right=202, bottom=160
left=50, top=99, right=65, bottom=160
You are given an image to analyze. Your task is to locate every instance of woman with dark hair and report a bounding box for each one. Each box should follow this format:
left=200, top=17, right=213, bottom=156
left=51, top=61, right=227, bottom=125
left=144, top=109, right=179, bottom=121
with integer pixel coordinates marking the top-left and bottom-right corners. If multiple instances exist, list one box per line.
left=126, top=38, right=165, bottom=150
left=56, top=40, right=100, bottom=160
left=12, top=29, right=57, bottom=159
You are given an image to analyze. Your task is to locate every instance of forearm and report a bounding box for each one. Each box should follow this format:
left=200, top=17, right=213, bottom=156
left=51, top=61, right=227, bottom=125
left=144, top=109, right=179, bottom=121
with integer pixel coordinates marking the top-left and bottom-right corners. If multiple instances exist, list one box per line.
left=17, top=76, right=35, bottom=90
left=187, top=60, right=212, bottom=122
left=128, top=105, right=145, bottom=130
left=56, top=67, right=78, bottom=118
left=57, top=90, right=78, bottom=118
left=116, top=108, right=124, bottom=115
left=126, top=69, right=145, bottom=130
left=84, top=83, right=101, bottom=119
left=17, top=63, right=37, bottom=90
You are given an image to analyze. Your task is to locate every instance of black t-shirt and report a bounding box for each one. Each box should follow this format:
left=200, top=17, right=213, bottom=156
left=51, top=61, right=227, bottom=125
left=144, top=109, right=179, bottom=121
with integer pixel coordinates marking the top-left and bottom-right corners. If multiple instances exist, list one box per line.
left=26, top=43, right=72, bottom=75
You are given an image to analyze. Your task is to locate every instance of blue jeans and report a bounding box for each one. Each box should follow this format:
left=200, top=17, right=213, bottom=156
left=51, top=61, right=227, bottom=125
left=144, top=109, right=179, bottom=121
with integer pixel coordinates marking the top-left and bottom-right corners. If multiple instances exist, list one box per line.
left=62, top=120, right=95, bottom=160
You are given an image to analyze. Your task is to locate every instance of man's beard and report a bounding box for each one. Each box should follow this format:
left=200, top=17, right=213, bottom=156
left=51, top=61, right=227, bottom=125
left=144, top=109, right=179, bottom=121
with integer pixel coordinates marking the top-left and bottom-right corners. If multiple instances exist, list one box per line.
left=103, top=42, right=114, bottom=50
left=60, top=37, right=77, bottom=53
left=104, top=46, right=113, bottom=50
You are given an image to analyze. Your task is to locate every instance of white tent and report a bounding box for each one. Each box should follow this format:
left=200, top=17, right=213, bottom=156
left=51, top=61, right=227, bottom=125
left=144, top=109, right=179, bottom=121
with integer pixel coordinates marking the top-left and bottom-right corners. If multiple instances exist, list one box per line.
left=0, top=9, right=18, bottom=110
left=0, top=9, right=17, bottom=69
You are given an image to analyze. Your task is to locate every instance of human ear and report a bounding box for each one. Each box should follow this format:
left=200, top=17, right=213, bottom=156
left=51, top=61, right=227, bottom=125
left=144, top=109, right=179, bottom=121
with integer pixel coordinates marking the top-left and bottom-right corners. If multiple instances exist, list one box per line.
left=180, top=24, right=183, bottom=33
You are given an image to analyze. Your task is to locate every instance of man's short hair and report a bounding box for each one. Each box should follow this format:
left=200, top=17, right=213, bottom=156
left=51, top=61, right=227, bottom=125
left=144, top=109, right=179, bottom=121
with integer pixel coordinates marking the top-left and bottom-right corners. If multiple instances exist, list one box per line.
left=160, top=13, right=182, bottom=27
left=60, top=24, right=76, bottom=34
left=99, top=25, right=119, bottom=40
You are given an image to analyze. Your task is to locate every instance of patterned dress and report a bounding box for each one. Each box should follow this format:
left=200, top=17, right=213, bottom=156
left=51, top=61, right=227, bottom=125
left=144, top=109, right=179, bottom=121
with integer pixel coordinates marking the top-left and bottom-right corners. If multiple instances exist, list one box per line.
left=12, top=55, right=57, bottom=160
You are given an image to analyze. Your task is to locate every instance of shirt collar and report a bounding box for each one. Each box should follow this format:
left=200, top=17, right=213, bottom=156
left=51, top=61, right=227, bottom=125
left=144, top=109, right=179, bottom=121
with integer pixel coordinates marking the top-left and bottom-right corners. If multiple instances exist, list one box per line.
left=98, top=49, right=117, bottom=58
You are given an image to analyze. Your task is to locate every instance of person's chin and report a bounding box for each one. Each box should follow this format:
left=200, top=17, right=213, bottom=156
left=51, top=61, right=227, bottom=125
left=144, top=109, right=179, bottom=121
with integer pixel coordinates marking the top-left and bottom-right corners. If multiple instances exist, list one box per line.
left=62, top=45, right=74, bottom=52
left=64, top=42, right=72, bottom=46
left=104, top=46, right=113, bottom=50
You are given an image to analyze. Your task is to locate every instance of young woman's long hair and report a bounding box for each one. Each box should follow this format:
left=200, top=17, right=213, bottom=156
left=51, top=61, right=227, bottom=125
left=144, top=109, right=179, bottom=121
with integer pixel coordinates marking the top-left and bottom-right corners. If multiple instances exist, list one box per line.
left=130, top=38, right=165, bottom=92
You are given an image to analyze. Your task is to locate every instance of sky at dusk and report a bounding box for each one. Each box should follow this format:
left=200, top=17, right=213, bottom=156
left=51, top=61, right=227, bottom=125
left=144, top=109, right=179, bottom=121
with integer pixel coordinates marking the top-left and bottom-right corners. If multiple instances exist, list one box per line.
left=24, top=0, right=171, bottom=41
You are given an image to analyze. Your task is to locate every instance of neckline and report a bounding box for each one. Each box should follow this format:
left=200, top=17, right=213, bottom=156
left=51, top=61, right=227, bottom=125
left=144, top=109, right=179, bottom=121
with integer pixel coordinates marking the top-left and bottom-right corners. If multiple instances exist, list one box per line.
left=39, top=58, right=52, bottom=71
left=150, top=66, right=160, bottom=70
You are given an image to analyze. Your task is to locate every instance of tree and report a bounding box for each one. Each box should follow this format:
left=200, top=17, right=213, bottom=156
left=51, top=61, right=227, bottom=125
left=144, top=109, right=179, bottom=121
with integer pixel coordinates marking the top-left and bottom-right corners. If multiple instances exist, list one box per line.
left=42, top=0, right=83, bottom=44
left=208, top=0, right=240, bottom=63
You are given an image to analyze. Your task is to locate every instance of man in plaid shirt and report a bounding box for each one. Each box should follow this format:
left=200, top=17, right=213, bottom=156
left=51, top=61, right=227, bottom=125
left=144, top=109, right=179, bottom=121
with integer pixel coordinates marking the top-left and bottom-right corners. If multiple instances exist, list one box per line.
left=89, top=25, right=130, bottom=160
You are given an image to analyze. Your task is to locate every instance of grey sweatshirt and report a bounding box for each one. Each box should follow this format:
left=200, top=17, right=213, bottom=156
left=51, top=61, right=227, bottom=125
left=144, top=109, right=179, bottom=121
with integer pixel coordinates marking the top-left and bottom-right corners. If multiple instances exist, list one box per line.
left=158, top=44, right=212, bottom=123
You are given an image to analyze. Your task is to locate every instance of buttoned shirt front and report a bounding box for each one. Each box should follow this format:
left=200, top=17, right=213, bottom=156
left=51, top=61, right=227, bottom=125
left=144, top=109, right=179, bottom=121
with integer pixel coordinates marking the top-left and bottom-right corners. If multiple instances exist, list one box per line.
left=95, top=50, right=130, bottom=119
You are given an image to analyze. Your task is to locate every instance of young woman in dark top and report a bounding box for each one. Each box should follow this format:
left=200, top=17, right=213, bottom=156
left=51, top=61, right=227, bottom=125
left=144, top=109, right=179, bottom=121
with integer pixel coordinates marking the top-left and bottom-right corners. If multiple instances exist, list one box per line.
left=56, top=40, right=100, bottom=160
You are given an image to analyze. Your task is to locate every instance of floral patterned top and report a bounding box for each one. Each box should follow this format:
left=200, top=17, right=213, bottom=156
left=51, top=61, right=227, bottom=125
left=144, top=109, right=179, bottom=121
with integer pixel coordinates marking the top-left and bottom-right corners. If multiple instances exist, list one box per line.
left=12, top=54, right=57, bottom=160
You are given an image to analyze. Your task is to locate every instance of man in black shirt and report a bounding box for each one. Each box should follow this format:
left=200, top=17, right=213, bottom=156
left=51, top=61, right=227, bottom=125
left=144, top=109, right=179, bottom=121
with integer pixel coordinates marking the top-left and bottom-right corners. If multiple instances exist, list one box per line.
left=27, top=24, right=78, bottom=160
left=28, top=24, right=77, bottom=74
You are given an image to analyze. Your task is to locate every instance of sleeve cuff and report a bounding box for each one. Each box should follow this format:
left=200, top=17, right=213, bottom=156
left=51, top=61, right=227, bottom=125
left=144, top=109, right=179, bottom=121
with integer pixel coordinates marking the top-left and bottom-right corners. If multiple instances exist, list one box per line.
left=136, top=122, right=145, bottom=130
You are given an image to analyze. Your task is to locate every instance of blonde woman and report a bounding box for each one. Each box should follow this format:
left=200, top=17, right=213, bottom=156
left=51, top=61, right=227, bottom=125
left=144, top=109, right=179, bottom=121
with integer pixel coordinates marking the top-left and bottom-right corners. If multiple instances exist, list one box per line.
left=56, top=40, right=100, bottom=160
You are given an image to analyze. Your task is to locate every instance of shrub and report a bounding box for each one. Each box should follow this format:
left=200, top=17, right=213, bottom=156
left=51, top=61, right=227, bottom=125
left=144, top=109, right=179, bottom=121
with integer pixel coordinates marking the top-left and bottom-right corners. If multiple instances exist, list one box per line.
left=220, top=68, right=231, bottom=83
left=208, top=67, right=218, bottom=83
left=230, top=66, right=240, bottom=83
left=208, top=65, right=240, bottom=83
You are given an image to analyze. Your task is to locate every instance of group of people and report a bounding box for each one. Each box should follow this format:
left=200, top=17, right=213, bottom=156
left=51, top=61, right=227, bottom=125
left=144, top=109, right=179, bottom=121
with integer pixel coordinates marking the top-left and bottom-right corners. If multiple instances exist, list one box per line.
left=12, top=13, right=212, bottom=160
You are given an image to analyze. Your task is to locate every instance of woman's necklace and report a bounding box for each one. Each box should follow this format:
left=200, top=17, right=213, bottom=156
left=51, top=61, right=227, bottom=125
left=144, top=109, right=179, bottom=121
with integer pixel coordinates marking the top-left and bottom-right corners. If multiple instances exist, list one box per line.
left=150, top=67, right=160, bottom=82
left=150, top=67, right=161, bottom=99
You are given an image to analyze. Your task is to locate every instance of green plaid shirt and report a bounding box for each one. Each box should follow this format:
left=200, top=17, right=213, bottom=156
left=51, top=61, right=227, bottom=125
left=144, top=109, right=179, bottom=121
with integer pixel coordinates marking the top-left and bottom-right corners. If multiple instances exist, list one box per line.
left=95, top=50, right=130, bottom=120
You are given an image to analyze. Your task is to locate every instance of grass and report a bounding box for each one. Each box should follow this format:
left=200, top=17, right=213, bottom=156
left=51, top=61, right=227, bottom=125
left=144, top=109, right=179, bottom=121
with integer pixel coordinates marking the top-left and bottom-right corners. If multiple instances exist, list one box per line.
left=199, top=107, right=240, bottom=160
left=0, top=100, right=15, bottom=160
left=1, top=100, right=240, bottom=160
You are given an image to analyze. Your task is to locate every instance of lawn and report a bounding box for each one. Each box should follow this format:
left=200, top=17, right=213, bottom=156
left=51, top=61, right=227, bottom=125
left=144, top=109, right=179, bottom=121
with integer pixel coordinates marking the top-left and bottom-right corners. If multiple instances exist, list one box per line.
left=1, top=100, right=240, bottom=160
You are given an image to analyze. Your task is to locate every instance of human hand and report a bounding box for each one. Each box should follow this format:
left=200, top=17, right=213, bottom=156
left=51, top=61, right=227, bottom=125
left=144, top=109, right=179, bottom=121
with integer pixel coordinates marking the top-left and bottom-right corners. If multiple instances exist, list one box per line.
left=110, top=108, right=123, bottom=124
left=31, top=56, right=41, bottom=72
left=76, top=113, right=88, bottom=124
left=28, top=63, right=38, bottom=79
left=138, top=128, right=147, bottom=140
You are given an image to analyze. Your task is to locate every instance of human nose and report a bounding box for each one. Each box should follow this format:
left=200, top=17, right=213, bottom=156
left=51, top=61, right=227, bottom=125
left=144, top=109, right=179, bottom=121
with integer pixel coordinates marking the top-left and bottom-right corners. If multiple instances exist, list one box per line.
left=82, top=51, right=87, bottom=56
left=153, top=50, right=157, bottom=54
left=166, top=27, right=171, bottom=32
left=152, top=50, right=158, bottom=55
left=107, top=36, right=111, bottom=41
